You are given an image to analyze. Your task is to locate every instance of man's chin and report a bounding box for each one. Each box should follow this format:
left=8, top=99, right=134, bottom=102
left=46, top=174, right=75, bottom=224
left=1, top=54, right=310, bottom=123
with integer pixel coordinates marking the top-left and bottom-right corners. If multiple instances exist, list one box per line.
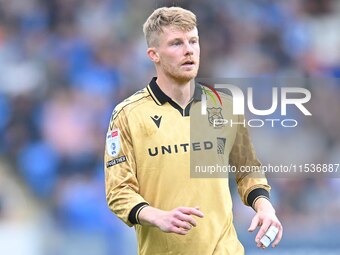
left=177, top=71, right=198, bottom=82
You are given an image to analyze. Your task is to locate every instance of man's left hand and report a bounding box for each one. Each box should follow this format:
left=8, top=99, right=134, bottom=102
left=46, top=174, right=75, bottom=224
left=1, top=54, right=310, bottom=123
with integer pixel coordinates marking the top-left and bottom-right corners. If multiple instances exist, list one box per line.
left=248, top=198, right=283, bottom=248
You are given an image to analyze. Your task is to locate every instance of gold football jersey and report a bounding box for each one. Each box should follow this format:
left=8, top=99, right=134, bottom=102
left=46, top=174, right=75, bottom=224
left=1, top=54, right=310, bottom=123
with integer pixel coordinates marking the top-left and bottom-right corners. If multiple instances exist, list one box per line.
left=104, top=77, right=270, bottom=255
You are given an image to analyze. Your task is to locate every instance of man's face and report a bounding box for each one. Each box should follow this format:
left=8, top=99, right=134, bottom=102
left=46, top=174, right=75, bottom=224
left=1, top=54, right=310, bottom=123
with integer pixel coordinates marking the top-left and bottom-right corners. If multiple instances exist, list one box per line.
left=154, top=26, right=200, bottom=83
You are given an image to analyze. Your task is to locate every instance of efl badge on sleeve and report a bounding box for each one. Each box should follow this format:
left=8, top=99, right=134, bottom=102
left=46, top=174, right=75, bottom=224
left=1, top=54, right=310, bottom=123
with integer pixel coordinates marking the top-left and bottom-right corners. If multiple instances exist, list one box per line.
left=106, top=129, right=120, bottom=157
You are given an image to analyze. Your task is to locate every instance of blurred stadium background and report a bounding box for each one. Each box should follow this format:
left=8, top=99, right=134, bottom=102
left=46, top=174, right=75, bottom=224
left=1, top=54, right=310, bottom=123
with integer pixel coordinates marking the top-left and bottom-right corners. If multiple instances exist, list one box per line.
left=0, top=0, right=340, bottom=254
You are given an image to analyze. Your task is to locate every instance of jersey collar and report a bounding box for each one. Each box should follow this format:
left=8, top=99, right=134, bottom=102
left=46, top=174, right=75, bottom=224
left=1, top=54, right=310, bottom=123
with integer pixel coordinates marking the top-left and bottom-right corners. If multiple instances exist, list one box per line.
left=147, top=77, right=202, bottom=106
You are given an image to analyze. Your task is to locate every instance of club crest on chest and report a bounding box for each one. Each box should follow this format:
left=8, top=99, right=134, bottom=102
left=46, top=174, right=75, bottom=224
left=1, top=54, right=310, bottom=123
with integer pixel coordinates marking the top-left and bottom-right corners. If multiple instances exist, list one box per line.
left=207, top=107, right=223, bottom=127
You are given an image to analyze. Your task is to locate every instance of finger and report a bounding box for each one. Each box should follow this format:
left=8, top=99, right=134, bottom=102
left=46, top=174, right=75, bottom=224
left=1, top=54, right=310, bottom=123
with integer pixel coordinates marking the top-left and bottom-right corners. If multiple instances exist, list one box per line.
left=169, top=226, right=189, bottom=235
left=173, top=219, right=192, bottom=231
left=248, top=215, right=259, bottom=232
left=178, top=207, right=204, bottom=218
left=271, top=225, right=283, bottom=248
left=256, top=221, right=271, bottom=244
left=175, top=213, right=197, bottom=227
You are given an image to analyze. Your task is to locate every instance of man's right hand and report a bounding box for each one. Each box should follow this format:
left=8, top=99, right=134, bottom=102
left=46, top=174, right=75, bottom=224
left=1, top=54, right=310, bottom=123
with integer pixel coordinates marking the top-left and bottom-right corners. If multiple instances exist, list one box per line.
left=138, top=206, right=204, bottom=235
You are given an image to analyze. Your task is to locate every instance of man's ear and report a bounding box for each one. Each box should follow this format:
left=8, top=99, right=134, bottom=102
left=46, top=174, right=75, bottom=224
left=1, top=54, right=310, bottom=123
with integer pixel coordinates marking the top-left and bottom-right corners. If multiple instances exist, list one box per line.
left=147, top=48, right=159, bottom=63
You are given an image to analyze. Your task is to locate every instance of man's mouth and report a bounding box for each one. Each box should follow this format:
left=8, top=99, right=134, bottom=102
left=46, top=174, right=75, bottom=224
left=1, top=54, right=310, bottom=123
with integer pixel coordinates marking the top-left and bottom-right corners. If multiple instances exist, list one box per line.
left=181, top=60, right=195, bottom=67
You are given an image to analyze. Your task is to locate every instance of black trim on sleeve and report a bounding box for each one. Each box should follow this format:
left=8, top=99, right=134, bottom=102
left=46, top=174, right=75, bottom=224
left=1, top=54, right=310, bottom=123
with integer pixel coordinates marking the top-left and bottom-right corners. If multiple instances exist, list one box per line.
left=247, top=188, right=270, bottom=209
left=128, top=202, right=149, bottom=225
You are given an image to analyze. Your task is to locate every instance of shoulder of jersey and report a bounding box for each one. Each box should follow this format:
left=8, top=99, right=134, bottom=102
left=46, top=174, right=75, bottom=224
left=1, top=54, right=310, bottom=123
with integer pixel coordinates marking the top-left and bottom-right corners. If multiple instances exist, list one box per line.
left=110, top=88, right=150, bottom=121
left=217, top=89, right=233, bottom=104
left=197, top=84, right=233, bottom=104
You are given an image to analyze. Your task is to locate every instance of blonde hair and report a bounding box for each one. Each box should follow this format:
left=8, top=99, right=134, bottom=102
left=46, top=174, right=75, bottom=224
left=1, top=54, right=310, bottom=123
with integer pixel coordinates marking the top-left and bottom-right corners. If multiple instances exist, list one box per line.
left=143, top=6, right=197, bottom=47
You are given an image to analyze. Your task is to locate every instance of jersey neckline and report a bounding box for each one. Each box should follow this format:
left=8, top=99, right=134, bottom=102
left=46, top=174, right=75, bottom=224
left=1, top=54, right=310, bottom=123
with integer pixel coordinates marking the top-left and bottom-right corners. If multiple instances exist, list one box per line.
left=147, top=77, right=202, bottom=117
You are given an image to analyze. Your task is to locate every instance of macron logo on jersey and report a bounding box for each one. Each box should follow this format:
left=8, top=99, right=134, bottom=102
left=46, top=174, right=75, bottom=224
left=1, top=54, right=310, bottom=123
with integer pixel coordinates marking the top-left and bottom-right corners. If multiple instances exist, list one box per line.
left=151, top=115, right=162, bottom=128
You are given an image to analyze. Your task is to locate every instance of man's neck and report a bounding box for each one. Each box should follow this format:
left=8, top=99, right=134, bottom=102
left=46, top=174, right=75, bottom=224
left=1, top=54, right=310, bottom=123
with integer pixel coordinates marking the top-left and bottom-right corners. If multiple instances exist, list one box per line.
left=156, top=76, right=194, bottom=108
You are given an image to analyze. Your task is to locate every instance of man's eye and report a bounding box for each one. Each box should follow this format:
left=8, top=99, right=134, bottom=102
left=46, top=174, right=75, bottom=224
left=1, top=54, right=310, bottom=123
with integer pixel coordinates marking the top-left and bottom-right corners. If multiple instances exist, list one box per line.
left=190, top=40, right=198, bottom=44
left=172, top=41, right=182, bottom=46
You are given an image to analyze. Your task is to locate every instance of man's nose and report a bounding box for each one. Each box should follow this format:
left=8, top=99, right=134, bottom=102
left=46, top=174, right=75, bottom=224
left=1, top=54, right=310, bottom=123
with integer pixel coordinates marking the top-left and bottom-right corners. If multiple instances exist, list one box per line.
left=184, top=41, right=194, bottom=55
